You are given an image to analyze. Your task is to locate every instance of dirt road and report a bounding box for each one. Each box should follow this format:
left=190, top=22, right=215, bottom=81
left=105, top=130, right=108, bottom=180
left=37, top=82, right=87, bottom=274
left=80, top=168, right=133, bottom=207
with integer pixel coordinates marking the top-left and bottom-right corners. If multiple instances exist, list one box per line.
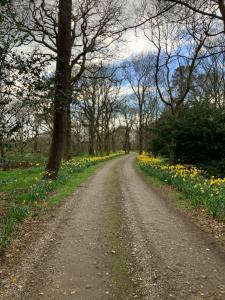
left=1, top=154, right=225, bottom=299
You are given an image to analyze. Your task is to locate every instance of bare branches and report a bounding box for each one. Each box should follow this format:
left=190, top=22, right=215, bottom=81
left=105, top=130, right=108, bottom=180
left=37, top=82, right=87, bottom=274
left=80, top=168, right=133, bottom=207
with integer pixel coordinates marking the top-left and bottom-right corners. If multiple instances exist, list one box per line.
left=122, top=53, right=156, bottom=153
left=164, top=0, right=224, bottom=22
left=141, top=8, right=211, bottom=115
left=7, top=1, right=58, bottom=53
left=158, top=0, right=225, bottom=40
left=75, top=63, right=121, bottom=154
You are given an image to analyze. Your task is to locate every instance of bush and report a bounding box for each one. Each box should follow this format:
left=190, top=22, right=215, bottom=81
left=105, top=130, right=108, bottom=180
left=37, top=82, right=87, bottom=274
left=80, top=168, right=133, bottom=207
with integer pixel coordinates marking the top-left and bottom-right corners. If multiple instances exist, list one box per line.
left=150, top=102, right=225, bottom=175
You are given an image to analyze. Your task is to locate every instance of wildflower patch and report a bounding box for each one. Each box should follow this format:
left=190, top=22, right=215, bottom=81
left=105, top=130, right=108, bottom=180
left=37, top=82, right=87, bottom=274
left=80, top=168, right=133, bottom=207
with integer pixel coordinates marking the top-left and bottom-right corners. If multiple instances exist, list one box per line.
left=137, top=155, right=225, bottom=220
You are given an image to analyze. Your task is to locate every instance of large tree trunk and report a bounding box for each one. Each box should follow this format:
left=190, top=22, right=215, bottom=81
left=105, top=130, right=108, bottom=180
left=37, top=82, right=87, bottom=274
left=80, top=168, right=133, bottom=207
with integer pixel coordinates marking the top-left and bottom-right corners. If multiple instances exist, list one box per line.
left=46, top=0, right=72, bottom=179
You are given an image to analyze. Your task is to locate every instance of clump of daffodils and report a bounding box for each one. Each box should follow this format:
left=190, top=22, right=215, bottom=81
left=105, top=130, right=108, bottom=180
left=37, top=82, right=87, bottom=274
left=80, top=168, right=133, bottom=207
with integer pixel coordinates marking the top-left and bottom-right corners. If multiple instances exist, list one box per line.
left=24, top=151, right=125, bottom=204
left=137, top=154, right=225, bottom=220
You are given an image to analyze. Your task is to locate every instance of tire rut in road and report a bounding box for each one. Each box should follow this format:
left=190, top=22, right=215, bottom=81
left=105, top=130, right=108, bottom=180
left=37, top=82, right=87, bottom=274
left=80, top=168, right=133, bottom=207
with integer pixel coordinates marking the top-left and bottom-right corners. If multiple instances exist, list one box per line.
left=2, top=154, right=225, bottom=300
left=0, top=156, right=139, bottom=300
left=99, top=163, right=140, bottom=299
left=119, top=155, right=225, bottom=300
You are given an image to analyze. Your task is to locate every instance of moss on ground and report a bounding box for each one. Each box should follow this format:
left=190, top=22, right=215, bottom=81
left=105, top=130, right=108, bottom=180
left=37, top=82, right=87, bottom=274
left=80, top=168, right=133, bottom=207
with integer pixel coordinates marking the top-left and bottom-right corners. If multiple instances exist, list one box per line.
left=102, top=169, right=134, bottom=299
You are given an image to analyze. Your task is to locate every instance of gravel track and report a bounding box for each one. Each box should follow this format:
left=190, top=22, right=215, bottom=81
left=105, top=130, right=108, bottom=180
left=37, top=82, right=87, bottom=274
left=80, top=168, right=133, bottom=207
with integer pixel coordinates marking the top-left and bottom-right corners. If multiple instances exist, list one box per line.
left=1, top=154, right=225, bottom=300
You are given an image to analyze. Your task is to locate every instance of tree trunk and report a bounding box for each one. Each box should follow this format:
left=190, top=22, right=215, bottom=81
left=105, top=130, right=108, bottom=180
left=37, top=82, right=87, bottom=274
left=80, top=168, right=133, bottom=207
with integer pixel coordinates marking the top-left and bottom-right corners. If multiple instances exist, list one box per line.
left=111, top=132, right=116, bottom=153
left=0, top=138, right=5, bottom=160
left=139, top=104, right=143, bottom=155
left=104, top=130, right=110, bottom=156
left=88, top=124, right=95, bottom=156
left=218, top=0, right=225, bottom=32
left=46, top=0, right=72, bottom=179
left=104, top=119, right=111, bottom=156
left=169, top=107, right=180, bottom=163
left=20, top=146, right=24, bottom=156
left=33, top=127, right=39, bottom=152
left=125, top=128, right=131, bottom=154
left=64, top=102, right=72, bottom=160
left=96, top=130, right=103, bottom=156
left=169, top=135, right=176, bottom=163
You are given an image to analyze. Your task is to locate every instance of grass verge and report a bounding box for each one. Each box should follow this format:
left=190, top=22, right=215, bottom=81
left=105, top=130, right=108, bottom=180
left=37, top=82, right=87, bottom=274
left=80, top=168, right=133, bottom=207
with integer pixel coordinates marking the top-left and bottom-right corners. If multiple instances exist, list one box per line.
left=137, top=155, right=225, bottom=220
left=0, top=153, right=123, bottom=253
left=137, top=161, right=225, bottom=250
left=48, top=163, right=100, bottom=206
left=140, top=171, right=194, bottom=212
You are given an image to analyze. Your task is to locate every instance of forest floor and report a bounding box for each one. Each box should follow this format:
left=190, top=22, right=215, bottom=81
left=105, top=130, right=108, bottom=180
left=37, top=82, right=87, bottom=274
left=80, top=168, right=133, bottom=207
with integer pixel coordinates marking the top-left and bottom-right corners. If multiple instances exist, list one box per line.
left=1, top=154, right=225, bottom=299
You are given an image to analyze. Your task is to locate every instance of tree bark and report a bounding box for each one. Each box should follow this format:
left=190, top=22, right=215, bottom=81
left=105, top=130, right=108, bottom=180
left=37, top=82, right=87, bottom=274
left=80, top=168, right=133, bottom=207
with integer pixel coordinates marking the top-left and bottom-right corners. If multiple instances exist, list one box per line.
left=64, top=101, right=72, bottom=160
left=168, top=108, right=181, bottom=163
left=111, top=131, right=116, bottom=153
left=46, top=0, right=72, bottom=179
left=139, top=104, right=143, bottom=155
left=96, top=130, right=103, bottom=156
left=33, top=127, right=39, bottom=152
left=104, top=134, right=110, bottom=155
left=88, top=124, right=95, bottom=156
left=104, top=125, right=110, bottom=156
left=125, top=128, right=130, bottom=154
left=218, top=0, right=225, bottom=33
left=0, top=138, right=5, bottom=160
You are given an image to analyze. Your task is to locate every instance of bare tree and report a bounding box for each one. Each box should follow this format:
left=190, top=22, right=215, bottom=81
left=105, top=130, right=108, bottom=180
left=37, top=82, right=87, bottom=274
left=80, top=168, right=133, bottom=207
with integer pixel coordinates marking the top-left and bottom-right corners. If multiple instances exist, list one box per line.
left=9, top=0, right=124, bottom=177
left=119, top=97, right=137, bottom=154
left=44, top=0, right=72, bottom=179
left=195, top=50, right=225, bottom=107
left=162, top=0, right=225, bottom=34
left=77, top=64, right=121, bottom=155
left=123, top=54, right=154, bottom=154
left=135, top=10, right=212, bottom=161
left=76, top=73, right=101, bottom=155
left=144, top=15, right=209, bottom=116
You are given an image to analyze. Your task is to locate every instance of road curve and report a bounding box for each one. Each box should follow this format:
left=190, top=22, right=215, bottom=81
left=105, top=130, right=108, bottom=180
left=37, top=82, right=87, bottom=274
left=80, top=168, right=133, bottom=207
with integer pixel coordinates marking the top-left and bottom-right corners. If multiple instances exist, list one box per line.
left=1, top=154, right=225, bottom=300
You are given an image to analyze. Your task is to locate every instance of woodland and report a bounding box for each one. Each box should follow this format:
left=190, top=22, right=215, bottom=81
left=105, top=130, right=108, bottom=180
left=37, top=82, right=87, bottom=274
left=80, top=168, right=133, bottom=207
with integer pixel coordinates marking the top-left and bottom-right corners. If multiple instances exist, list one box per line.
left=0, top=2, right=225, bottom=294
left=0, top=0, right=224, bottom=177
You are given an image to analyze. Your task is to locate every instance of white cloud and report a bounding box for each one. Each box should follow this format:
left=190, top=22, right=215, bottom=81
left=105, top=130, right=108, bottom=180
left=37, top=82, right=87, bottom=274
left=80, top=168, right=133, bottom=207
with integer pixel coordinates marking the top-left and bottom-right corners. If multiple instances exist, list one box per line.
left=115, top=29, right=155, bottom=61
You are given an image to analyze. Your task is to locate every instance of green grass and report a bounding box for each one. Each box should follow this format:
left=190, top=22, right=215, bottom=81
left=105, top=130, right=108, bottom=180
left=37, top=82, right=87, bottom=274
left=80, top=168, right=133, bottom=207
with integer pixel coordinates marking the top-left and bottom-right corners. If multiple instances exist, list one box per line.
left=0, top=206, right=29, bottom=249
left=1, top=151, right=48, bottom=164
left=0, top=167, right=43, bottom=194
left=0, top=153, right=124, bottom=252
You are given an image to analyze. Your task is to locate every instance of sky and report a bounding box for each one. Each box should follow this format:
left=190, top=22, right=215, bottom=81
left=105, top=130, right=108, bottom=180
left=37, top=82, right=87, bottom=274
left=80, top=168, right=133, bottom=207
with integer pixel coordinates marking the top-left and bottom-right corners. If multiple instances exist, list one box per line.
left=116, top=0, right=155, bottom=61
left=17, top=0, right=155, bottom=63
left=16, top=0, right=155, bottom=98
left=118, top=30, right=153, bottom=61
